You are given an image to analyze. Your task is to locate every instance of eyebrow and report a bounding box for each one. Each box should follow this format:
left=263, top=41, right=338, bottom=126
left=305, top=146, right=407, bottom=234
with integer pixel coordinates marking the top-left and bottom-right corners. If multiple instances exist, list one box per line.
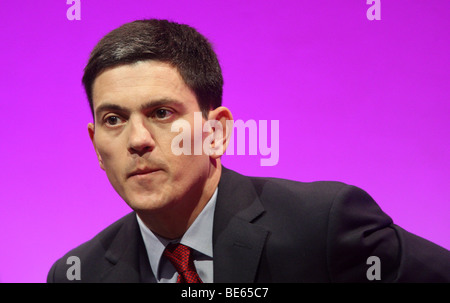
left=94, top=98, right=185, bottom=120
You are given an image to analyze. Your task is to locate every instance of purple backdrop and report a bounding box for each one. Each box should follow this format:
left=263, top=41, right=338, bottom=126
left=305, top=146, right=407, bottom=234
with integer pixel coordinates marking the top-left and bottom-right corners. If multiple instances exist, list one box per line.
left=0, top=1, right=448, bottom=283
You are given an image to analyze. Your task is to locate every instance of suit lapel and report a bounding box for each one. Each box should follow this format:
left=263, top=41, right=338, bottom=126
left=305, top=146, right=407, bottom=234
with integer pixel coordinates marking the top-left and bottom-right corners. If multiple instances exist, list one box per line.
left=213, top=167, right=269, bottom=282
left=99, top=213, right=154, bottom=282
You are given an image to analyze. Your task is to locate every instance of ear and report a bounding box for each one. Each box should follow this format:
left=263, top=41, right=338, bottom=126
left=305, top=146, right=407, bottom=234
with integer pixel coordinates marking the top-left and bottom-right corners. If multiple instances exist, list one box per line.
left=204, top=106, right=233, bottom=159
left=88, top=123, right=105, bottom=171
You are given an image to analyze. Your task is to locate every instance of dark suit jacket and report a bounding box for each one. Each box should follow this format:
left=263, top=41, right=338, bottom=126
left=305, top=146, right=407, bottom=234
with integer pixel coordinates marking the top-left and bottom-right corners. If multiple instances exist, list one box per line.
left=47, top=167, right=450, bottom=282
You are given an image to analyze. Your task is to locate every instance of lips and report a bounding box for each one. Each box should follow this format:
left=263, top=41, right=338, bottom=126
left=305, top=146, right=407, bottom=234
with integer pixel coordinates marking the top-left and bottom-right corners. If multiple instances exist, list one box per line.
left=128, top=168, right=160, bottom=179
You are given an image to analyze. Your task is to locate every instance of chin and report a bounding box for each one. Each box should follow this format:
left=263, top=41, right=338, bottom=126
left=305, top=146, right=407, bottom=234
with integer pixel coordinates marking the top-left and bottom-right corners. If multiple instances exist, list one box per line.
left=124, top=192, right=171, bottom=213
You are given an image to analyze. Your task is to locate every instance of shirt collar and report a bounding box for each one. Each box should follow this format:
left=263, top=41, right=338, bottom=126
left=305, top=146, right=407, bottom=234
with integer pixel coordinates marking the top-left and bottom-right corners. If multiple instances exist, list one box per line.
left=136, top=187, right=218, bottom=280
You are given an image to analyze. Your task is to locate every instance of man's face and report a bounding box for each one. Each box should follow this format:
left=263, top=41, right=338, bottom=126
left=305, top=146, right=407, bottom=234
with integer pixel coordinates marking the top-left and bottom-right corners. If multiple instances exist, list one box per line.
left=88, top=60, right=213, bottom=215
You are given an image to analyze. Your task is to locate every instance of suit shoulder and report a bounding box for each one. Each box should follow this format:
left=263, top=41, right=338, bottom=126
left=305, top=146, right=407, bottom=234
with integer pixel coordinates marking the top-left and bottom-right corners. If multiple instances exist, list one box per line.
left=67, top=212, right=135, bottom=256
left=47, top=212, right=136, bottom=282
left=249, top=174, right=351, bottom=205
left=221, top=167, right=372, bottom=211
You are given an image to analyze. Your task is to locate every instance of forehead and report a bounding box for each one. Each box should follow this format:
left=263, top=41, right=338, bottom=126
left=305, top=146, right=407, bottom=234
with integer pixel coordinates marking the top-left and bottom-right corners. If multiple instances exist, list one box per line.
left=92, top=60, right=198, bottom=112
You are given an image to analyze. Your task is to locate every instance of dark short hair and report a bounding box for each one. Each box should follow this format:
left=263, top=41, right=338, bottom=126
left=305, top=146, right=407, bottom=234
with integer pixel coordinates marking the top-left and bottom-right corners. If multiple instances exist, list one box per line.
left=82, top=19, right=223, bottom=118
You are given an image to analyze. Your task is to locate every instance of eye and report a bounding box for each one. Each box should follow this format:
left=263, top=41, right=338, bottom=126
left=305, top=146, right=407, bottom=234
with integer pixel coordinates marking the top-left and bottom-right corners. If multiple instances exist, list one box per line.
left=104, top=115, right=124, bottom=126
left=153, top=108, right=174, bottom=120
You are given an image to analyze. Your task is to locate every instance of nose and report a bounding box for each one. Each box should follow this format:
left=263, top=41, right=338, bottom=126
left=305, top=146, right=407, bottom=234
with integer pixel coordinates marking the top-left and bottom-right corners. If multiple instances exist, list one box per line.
left=127, top=116, right=155, bottom=156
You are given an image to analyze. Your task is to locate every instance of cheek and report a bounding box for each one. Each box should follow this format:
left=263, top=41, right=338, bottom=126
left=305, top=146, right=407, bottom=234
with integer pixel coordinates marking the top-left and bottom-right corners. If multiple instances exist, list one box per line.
left=96, top=141, right=115, bottom=165
left=156, top=120, right=212, bottom=176
left=164, top=118, right=211, bottom=156
left=95, top=137, right=126, bottom=175
left=99, top=148, right=129, bottom=198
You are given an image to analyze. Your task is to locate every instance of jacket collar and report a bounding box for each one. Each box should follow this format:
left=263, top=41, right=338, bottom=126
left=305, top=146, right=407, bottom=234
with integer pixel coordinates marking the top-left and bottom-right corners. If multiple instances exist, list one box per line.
left=213, top=167, right=269, bottom=282
left=100, top=212, right=153, bottom=282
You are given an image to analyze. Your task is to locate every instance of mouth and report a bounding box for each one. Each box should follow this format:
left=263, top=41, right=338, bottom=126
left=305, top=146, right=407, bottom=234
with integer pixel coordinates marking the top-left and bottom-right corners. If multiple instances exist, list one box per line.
left=127, top=168, right=161, bottom=179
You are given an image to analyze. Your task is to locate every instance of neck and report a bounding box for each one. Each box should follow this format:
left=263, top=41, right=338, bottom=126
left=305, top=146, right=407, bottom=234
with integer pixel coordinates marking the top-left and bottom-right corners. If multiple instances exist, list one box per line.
left=137, top=161, right=222, bottom=239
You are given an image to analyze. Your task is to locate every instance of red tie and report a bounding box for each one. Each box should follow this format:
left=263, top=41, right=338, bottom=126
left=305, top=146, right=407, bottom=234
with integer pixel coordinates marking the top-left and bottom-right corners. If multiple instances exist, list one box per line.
left=163, top=243, right=203, bottom=283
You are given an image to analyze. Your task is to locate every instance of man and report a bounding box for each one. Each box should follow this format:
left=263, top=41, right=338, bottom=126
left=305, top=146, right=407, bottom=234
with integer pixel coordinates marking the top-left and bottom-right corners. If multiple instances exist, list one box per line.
left=47, top=19, right=450, bottom=283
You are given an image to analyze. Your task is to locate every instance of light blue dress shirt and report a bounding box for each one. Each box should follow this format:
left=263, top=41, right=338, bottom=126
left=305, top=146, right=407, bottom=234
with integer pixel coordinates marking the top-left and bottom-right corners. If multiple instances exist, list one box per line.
left=136, top=187, right=218, bottom=283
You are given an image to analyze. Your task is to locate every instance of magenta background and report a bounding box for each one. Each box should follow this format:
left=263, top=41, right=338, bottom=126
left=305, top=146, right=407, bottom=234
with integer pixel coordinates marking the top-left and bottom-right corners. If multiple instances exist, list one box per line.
left=0, top=1, right=448, bottom=283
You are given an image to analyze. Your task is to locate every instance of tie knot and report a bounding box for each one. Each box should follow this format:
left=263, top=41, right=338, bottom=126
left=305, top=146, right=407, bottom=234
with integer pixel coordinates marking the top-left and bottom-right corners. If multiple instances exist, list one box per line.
left=164, top=243, right=191, bottom=271
left=163, top=243, right=203, bottom=283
